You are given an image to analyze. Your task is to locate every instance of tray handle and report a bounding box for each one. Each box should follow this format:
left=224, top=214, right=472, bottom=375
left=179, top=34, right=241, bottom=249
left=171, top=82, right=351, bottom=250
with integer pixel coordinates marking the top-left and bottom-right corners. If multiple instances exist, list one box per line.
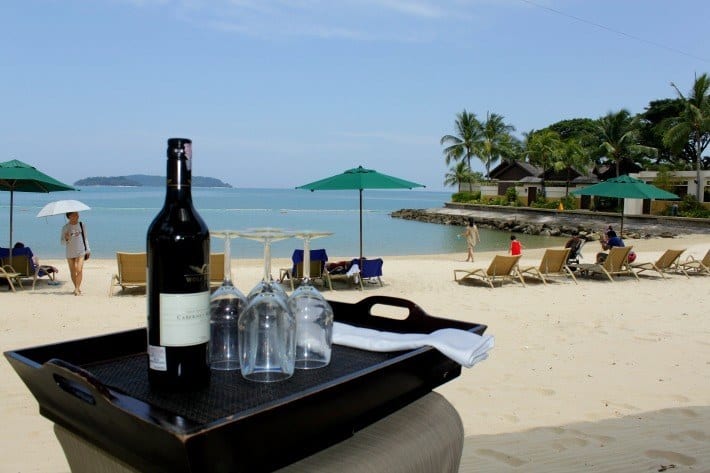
left=352, top=295, right=429, bottom=322
left=44, top=358, right=115, bottom=406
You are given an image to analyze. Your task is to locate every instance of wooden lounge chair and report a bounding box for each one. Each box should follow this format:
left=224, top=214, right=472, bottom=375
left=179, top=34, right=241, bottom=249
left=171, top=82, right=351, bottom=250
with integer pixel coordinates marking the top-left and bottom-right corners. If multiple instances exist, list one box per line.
left=0, top=265, right=22, bottom=292
left=210, top=253, right=225, bottom=288
left=0, top=247, right=58, bottom=289
left=109, top=252, right=147, bottom=296
left=519, top=248, right=577, bottom=285
left=454, top=254, right=525, bottom=288
left=678, top=249, right=710, bottom=275
left=576, top=246, right=639, bottom=282
left=631, top=248, right=688, bottom=279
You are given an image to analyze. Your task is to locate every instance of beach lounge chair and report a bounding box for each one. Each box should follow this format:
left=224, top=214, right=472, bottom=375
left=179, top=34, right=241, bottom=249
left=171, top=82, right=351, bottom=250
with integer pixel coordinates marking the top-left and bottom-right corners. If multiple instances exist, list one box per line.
left=280, top=249, right=331, bottom=291
left=109, top=252, right=147, bottom=296
left=630, top=249, right=688, bottom=279
left=359, top=258, right=384, bottom=289
left=0, top=265, right=22, bottom=292
left=325, top=257, right=383, bottom=290
left=678, top=249, right=710, bottom=275
left=454, top=254, right=525, bottom=288
left=576, top=246, right=639, bottom=282
left=0, top=247, right=58, bottom=289
left=518, top=248, right=577, bottom=285
left=210, top=253, right=225, bottom=288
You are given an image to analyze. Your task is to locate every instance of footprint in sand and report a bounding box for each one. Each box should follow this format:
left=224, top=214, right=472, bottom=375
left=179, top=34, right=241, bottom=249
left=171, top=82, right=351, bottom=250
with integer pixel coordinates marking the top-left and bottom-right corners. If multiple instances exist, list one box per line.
left=502, top=414, right=520, bottom=423
left=475, top=449, right=528, bottom=467
left=665, top=430, right=709, bottom=442
left=645, top=449, right=697, bottom=466
left=551, top=437, right=589, bottom=452
left=538, top=388, right=556, bottom=396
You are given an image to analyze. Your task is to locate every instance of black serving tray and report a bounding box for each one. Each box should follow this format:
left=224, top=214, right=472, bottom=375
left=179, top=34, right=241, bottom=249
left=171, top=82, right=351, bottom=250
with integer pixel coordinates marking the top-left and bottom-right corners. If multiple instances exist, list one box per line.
left=5, top=296, right=486, bottom=473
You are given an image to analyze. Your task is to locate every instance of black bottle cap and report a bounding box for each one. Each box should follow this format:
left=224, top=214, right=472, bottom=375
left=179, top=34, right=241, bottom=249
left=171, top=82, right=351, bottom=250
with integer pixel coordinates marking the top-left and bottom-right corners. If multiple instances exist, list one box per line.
left=167, top=138, right=192, bottom=160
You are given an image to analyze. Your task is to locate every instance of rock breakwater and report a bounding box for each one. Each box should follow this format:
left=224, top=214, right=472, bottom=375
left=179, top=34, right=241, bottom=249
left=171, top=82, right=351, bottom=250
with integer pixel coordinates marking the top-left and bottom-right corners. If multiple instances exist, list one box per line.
left=391, top=208, right=688, bottom=241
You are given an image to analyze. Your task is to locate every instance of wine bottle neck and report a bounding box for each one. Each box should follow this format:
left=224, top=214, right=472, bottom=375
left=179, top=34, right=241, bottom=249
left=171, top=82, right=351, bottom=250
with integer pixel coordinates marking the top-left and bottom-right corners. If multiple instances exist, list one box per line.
left=165, top=157, right=193, bottom=202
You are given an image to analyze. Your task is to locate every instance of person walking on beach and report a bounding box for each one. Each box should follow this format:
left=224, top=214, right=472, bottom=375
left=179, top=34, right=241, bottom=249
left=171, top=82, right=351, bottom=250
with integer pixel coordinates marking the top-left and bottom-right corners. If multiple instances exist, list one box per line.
left=60, top=211, right=91, bottom=295
left=460, top=217, right=480, bottom=262
left=509, top=234, right=523, bottom=256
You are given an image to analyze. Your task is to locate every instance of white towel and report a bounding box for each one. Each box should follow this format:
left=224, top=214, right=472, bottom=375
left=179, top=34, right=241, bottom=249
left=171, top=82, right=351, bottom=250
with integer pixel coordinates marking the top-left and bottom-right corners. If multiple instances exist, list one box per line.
left=332, top=322, right=494, bottom=368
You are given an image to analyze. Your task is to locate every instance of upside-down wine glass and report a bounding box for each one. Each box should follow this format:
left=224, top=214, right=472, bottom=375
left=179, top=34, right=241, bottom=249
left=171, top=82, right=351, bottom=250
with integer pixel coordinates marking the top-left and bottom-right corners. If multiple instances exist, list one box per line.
left=237, top=228, right=295, bottom=382
left=209, top=230, right=247, bottom=371
left=288, top=231, right=334, bottom=369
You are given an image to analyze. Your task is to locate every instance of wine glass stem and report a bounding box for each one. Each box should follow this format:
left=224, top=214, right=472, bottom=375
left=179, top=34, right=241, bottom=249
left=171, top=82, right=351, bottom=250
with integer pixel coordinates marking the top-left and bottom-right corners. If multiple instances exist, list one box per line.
left=263, top=238, right=272, bottom=281
left=302, top=237, right=311, bottom=280
left=223, top=234, right=233, bottom=284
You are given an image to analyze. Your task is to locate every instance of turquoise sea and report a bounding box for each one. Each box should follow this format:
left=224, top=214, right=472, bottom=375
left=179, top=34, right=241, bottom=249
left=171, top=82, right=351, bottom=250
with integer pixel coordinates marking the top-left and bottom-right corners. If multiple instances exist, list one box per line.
left=2, top=187, right=565, bottom=259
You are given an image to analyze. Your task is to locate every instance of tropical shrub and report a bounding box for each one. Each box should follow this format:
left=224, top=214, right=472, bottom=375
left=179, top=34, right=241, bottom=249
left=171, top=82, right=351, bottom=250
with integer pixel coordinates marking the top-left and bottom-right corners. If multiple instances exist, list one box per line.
left=677, top=195, right=710, bottom=218
left=505, top=186, right=518, bottom=204
left=451, top=191, right=481, bottom=203
left=560, top=195, right=577, bottom=210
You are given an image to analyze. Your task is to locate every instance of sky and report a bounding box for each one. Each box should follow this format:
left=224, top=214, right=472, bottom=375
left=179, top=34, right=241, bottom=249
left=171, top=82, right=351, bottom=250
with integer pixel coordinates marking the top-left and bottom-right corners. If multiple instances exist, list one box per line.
left=2, top=0, right=709, bottom=191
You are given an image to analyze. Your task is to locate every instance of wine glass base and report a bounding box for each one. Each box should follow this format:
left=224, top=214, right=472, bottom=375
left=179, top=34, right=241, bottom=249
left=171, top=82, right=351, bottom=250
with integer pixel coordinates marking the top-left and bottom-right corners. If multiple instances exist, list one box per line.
left=210, top=360, right=240, bottom=371
left=295, top=359, right=329, bottom=370
left=242, top=370, right=293, bottom=383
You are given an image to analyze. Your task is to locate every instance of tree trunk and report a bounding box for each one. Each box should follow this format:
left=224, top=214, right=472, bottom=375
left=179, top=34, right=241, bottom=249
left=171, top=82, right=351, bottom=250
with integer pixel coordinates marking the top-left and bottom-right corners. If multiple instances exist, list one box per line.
left=697, top=140, right=703, bottom=201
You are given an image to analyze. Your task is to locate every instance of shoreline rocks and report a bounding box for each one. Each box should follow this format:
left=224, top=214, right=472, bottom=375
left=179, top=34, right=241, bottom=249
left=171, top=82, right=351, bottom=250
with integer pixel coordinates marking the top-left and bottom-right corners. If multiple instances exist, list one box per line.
left=390, top=208, right=695, bottom=241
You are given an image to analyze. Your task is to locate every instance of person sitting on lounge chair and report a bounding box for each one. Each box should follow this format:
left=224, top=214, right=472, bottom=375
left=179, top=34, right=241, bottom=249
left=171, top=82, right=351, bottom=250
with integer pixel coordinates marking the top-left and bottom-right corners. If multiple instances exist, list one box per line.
left=597, top=233, right=636, bottom=264
left=12, top=242, right=60, bottom=283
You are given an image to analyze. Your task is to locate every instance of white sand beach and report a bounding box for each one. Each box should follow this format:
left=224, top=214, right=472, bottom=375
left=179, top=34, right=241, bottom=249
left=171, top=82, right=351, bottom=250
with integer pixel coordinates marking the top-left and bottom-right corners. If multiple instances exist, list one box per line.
left=1, top=234, right=709, bottom=472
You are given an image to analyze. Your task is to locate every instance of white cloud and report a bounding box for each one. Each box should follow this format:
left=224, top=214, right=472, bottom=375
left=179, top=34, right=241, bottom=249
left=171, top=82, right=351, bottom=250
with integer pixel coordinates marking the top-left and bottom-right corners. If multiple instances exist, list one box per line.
left=113, top=0, right=524, bottom=41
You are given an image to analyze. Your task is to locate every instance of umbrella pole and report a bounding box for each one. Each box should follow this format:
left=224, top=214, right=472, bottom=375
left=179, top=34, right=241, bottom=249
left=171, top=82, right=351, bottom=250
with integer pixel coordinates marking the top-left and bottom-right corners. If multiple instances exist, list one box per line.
left=359, top=189, right=363, bottom=263
left=620, top=199, right=625, bottom=236
left=8, top=190, right=14, bottom=265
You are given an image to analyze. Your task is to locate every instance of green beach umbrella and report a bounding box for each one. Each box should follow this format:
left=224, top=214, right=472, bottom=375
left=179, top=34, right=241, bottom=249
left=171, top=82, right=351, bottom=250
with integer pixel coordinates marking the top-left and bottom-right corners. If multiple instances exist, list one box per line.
left=296, top=166, right=425, bottom=260
left=571, top=174, right=679, bottom=234
left=0, top=159, right=75, bottom=259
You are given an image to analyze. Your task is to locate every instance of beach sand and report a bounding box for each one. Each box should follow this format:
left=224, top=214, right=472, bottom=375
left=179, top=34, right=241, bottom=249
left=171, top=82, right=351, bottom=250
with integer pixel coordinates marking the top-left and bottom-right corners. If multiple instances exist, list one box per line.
left=1, top=235, right=709, bottom=472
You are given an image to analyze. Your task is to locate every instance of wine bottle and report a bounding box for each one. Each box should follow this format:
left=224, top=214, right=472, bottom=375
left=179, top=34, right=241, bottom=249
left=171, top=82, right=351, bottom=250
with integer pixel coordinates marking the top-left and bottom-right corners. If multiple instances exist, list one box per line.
left=147, top=137, right=211, bottom=389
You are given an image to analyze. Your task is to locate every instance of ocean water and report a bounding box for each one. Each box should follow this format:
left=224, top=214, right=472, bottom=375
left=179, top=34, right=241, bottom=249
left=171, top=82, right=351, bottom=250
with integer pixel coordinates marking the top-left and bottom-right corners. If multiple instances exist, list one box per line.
left=1, top=187, right=565, bottom=259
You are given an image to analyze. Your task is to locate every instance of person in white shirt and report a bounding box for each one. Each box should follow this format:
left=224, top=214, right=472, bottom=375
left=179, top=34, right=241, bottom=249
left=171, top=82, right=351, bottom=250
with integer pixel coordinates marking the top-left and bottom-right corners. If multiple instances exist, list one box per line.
left=60, top=211, right=91, bottom=295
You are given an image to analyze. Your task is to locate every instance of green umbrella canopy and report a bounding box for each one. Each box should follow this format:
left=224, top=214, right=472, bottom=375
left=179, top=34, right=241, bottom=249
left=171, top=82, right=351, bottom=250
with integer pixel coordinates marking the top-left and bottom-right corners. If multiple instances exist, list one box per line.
left=570, top=174, right=678, bottom=234
left=296, top=166, right=425, bottom=260
left=0, top=159, right=75, bottom=253
left=570, top=174, right=679, bottom=200
left=297, top=166, right=425, bottom=191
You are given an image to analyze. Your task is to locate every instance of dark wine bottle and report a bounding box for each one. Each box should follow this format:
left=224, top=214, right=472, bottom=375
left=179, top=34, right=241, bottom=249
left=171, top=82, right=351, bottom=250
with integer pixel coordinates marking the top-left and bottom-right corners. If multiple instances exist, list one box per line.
left=147, top=137, right=210, bottom=390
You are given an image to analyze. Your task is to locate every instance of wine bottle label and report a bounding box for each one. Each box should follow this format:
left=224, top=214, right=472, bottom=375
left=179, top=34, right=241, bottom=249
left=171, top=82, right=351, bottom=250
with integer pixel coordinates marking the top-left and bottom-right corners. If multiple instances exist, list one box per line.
left=148, top=345, right=167, bottom=371
left=159, top=291, right=210, bottom=346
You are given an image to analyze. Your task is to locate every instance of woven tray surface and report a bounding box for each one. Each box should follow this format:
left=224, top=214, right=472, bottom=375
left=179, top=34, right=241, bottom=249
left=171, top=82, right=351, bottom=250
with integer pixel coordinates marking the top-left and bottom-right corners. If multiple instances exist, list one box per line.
left=85, top=346, right=404, bottom=425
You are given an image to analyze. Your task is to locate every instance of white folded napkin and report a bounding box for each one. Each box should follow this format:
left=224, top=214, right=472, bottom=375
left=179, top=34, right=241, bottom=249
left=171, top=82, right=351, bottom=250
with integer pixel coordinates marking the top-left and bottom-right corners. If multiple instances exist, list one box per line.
left=332, top=322, right=494, bottom=368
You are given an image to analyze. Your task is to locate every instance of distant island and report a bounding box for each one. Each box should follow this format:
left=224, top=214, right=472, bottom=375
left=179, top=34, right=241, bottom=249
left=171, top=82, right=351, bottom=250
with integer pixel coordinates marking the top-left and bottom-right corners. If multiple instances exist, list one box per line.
left=74, top=174, right=232, bottom=187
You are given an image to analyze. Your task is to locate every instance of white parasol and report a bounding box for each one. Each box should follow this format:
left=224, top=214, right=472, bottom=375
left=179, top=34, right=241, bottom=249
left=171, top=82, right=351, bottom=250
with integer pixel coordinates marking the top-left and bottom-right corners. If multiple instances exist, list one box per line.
left=36, top=199, right=91, bottom=218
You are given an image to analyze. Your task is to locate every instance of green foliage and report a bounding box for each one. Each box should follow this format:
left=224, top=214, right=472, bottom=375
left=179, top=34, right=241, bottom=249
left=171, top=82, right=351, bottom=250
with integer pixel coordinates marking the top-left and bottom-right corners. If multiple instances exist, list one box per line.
left=451, top=191, right=481, bottom=203
left=530, top=196, right=558, bottom=209
left=505, top=186, right=518, bottom=203
left=560, top=195, right=577, bottom=210
left=652, top=166, right=675, bottom=192
left=677, top=195, right=710, bottom=218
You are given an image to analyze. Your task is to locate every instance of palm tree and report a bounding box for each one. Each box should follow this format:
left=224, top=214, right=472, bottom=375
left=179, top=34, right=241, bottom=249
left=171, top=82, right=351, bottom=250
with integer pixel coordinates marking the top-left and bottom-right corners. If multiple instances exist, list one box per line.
left=664, top=73, right=710, bottom=201
left=556, top=138, right=590, bottom=196
left=440, top=110, right=482, bottom=173
left=444, top=161, right=476, bottom=192
left=524, top=129, right=562, bottom=198
left=596, top=110, right=657, bottom=177
left=477, top=112, right=517, bottom=178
